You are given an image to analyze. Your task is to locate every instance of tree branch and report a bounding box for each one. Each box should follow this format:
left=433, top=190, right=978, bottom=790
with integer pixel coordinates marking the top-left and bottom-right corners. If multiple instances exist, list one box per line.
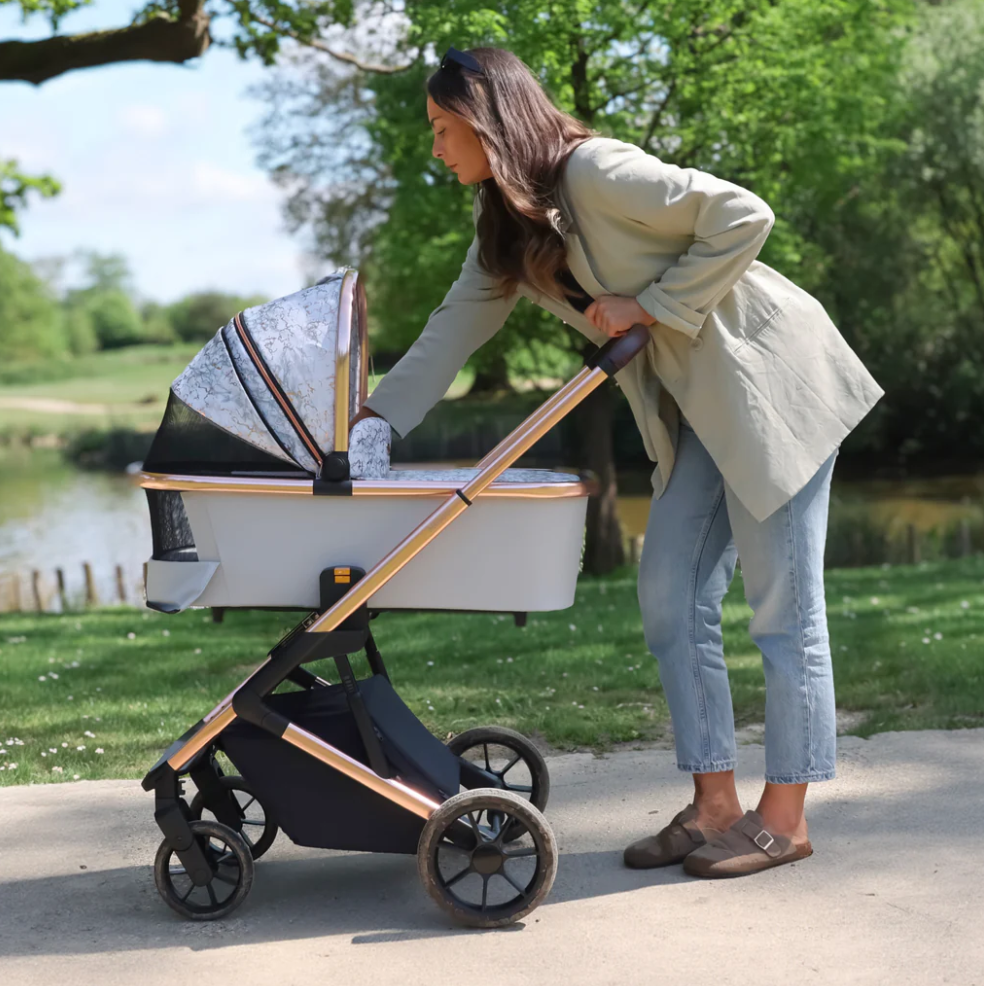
left=250, top=14, right=415, bottom=74
left=0, top=0, right=211, bottom=85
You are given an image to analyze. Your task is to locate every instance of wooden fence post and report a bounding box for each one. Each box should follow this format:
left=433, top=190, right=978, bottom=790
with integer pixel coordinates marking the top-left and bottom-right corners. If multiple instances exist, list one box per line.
left=11, top=574, right=21, bottom=613
left=31, top=570, right=44, bottom=612
left=83, top=562, right=98, bottom=607
left=115, top=565, right=126, bottom=603
left=56, top=568, right=68, bottom=612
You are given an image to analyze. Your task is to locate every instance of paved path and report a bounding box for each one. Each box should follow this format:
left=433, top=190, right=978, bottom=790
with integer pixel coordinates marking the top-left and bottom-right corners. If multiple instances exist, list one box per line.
left=1, top=729, right=981, bottom=986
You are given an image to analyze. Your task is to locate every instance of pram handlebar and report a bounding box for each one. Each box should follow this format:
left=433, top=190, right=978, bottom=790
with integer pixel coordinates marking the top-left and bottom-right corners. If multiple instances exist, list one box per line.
left=584, top=322, right=652, bottom=376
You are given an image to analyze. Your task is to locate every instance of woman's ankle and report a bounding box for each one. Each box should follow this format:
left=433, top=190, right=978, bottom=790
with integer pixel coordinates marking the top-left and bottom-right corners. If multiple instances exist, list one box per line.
left=692, top=771, right=743, bottom=832
left=756, top=782, right=810, bottom=843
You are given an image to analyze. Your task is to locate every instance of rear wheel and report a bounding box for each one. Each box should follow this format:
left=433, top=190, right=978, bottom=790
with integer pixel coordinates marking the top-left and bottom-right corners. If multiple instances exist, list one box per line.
left=418, top=788, right=557, bottom=928
left=448, top=726, right=549, bottom=839
left=189, top=775, right=277, bottom=860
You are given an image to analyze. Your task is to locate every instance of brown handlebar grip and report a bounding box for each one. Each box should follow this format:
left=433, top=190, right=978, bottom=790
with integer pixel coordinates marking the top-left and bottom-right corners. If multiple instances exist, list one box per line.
left=585, top=323, right=652, bottom=376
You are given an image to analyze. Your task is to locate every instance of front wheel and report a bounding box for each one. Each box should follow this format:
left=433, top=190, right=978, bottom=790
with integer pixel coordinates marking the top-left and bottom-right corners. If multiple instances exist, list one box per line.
left=153, top=819, right=254, bottom=921
left=417, top=788, right=558, bottom=929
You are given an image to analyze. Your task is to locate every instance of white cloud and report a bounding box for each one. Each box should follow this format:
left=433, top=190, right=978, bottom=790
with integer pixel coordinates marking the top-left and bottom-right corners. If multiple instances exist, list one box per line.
left=118, top=105, right=169, bottom=138
left=189, top=162, right=276, bottom=203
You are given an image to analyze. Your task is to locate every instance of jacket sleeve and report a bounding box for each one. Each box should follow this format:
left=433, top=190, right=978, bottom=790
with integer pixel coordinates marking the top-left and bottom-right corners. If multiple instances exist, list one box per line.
left=575, top=142, right=775, bottom=339
left=361, top=213, right=519, bottom=439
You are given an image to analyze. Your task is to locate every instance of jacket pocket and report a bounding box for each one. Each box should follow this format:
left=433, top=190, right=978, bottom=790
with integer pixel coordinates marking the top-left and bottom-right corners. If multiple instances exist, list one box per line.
left=730, top=304, right=784, bottom=354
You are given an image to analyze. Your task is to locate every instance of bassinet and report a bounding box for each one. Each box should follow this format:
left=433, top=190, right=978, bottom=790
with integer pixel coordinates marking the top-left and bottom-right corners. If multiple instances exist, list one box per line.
left=141, top=268, right=594, bottom=614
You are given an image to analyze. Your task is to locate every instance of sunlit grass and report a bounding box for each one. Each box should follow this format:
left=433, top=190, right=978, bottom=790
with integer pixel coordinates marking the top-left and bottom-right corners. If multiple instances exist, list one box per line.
left=1, top=555, right=982, bottom=786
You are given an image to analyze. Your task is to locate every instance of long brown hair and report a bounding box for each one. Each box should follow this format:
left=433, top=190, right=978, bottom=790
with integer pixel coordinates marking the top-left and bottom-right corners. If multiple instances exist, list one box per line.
left=426, top=47, right=601, bottom=304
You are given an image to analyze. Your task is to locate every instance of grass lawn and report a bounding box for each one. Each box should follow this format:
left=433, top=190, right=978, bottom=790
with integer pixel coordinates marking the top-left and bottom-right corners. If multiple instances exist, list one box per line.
left=1, top=555, right=982, bottom=786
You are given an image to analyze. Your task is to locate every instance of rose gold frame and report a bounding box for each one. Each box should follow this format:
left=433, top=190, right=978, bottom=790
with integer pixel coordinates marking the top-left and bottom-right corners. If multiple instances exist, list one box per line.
left=153, top=275, right=638, bottom=823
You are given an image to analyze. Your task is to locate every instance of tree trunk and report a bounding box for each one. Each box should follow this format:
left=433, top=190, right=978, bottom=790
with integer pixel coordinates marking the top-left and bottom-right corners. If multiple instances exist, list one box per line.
left=571, top=373, right=625, bottom=575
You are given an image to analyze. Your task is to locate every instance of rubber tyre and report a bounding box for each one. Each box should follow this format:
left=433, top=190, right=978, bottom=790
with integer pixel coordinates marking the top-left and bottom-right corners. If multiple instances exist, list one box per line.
left=154, top=819, right=254, bottom=921
left=448, top=726, right=550, bottom=840
left=189, top=775, right=278, bottom=860
left=417, top=788, right=558, bottom=929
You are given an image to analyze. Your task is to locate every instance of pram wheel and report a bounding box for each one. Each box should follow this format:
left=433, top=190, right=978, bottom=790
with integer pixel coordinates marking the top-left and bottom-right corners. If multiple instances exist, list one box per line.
left=448, top=726, right=549, bottom=838
left=189, top=775, right=278, bottom=860
left=417, top=788, right=558, bottom=929
left=153, top=819, right=254, bottom=921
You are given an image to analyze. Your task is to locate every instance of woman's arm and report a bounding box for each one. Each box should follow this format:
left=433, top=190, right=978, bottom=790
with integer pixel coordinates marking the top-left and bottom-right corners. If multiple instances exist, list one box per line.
left=359, top=222, right=519, bottom=439
left=573, top=141, right=775, bottom=339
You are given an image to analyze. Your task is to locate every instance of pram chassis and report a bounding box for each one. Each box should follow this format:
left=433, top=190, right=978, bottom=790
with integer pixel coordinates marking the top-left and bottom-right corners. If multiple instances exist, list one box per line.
left=143, top=312, right=652, bottom=928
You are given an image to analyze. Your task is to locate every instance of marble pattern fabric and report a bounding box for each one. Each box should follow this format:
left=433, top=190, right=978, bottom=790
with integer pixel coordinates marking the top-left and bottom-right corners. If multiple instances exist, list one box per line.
left=349, top=416, right=391, bottom=479
left=171, top=331, right=296, bottom=465
left=170, top=271, right=352, bottom=470
left=222, top=322, right=319, bottom=473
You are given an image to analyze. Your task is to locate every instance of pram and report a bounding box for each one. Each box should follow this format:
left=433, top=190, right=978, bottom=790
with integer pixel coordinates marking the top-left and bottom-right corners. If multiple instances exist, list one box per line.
left=140, top=268, right=650, bottom=927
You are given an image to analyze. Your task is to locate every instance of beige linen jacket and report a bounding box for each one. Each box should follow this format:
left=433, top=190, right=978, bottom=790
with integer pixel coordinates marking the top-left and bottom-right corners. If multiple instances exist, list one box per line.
left=362, top=136, right=885, bottom=522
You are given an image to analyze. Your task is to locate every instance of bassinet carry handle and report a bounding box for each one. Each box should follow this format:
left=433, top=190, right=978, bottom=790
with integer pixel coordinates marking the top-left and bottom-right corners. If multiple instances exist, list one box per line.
left=584, top=322, right=652, bottom=376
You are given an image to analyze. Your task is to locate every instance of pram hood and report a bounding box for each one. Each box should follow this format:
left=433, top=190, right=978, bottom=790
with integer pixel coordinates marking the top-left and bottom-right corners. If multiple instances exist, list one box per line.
left=144, top=269, right=367, bottom=477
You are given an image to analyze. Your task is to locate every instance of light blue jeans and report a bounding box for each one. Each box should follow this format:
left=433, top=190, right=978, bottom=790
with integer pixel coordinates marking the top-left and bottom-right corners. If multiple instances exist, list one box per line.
left=636, top=413, right=839, bottom=783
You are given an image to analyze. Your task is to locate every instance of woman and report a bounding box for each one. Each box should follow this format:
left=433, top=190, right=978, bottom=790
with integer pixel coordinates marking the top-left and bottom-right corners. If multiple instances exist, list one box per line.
left=351, top=46, right=884, bottom=878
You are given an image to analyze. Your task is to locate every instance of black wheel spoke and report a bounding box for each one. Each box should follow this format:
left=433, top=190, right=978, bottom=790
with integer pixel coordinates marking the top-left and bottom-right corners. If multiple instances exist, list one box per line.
left=467, top=811, right=486, bottom=843
left=213, top=870, right=239, bottom=887
left=499, top=753, right=522, bottom=777
left=240, top=796, right=256, bottom=812
left=443, top=865, right=473, bottom=889
left=483, top=744, right=491, bottom=773
left=241, top=819, right=265, bottom=827
left=503, top=845, right=537, bottom=858
left=499, top=867, right=528, bottom=895
left=206, top=882, right=218, bottom=906
left=178, top=882, right=196, bottom=903
left=481, top=874, right=490, bottom=912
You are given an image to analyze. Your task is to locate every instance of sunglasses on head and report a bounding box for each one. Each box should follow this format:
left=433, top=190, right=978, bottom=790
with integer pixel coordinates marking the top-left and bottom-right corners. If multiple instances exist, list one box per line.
left=440, top=45, right=484, bottom=75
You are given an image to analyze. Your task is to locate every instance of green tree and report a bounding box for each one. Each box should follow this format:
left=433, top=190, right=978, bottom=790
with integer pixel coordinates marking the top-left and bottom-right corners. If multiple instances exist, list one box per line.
left=255, top=0, right=914, bottom=571
left=140, top=301, right=178, bottom=344
left=0, top=159, right=61, bottom=236
left=79, top=289, right=147, bottom=349
left=166, top=290, right=270, bottom=342
left=61, top=250, right=145, bottom=349
left=0, top=245, right=68, bottom=359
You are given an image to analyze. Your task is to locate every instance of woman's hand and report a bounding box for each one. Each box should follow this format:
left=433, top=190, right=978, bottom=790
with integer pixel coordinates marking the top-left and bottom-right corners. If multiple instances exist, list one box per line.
left=584, top=295, right=657, bottom=338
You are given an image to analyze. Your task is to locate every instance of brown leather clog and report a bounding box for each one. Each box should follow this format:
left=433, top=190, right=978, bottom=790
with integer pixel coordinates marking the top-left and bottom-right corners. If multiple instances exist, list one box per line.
left=683, top=809, right=813, bottom=878
left=623, top=804, right=721, bottom=869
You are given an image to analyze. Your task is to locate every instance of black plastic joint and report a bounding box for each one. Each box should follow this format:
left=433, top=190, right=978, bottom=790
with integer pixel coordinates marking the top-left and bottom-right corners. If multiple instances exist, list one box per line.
left=232, top=688, right=290, bottom=738
left=313, top=477, right=352, bottom=496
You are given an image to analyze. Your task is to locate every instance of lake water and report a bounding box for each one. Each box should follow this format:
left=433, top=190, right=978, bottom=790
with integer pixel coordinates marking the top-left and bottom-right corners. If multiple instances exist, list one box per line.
left=1, top=448, right=982, bottom=611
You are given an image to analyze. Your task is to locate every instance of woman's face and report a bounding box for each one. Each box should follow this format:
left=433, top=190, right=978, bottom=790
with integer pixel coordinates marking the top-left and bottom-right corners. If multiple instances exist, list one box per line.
left=427, top=94, right=493, bottom=185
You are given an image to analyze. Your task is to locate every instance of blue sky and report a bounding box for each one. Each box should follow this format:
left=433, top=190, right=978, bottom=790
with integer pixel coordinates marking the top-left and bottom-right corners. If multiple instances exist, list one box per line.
left=1, top=0, right=320, bottom=304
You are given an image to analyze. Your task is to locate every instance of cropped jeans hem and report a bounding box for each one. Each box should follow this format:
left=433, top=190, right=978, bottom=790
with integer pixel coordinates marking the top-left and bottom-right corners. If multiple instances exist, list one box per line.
left=765, top=768, right=836, bottom=784
left=678, top=760, right=737, bottom=774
